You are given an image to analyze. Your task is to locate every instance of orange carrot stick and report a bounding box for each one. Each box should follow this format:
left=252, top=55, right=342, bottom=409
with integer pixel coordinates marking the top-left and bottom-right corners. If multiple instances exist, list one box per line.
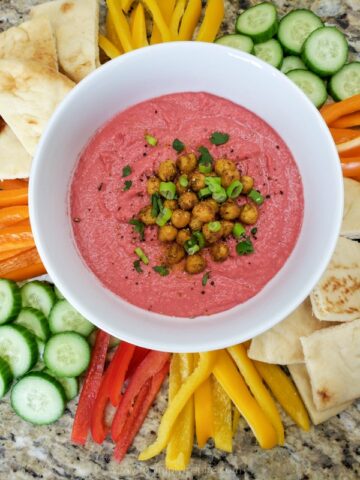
left=12, top=219, right=31, bottom=228
left=331, top=112, right=360, bottom=128
left=0, top=188, right=28, bottom=207
left=0, top=247, right=32, bottom=261
left=0, top=247, right=41, bottom=275
left=330, top=127, right=360, bottom=144
left=0, top=179, right=29, bottom=190
left=336, top=137, right=360, bottom=155
left=0, top=206, right=29, bottom=229
left=341, top=161, right=360, bottom=178
left=0, top=224, right=33, bottom=252
left=321, top=94, right=360, bottom=125
left=2, top=262, right=46, bottom=281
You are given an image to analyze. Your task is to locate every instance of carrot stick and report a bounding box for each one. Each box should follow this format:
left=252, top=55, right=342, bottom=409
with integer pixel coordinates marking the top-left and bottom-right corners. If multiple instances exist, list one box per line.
left=340, top=156, right=360, bottom=164
left=321, top=94, right=360, bottom=125
left=330, top=127, right=360, bottom=144
left=0, top=247, right=32, bottom=261
left=12, top=219, right=31, bottom=228
left=0, top=224, right=33, bottom=252
left=341, top=146, right=360, bottom=158
left=0, top=179, right=29, bottom=190
left=0, top=205, right=29, bottom=229
left=336, top=137, right=360, bottom=154
left=0, top=247, right=41, bottom=275
left=2, top=262, right=46, bottom=281
left=341, top=161, right=360, bottom=178
left=331, top=112, right=360, bottom=128
left=0, top=188, right=28, bottom=207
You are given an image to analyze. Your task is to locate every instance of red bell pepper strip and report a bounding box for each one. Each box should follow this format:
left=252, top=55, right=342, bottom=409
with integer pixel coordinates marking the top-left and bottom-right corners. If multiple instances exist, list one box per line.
left=125, top=346, right=150, bottom=380
left=71, top=330, right=110, bottom=445
left=111, top=350, right=170, bottom=442
left=113, top=361, right=169, bottom=462
left=91, top=341, right=135, bottom=444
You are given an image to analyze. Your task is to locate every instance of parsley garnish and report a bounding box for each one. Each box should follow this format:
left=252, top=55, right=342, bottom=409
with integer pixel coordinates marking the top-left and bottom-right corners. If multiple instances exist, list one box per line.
left=151, top=192, right=163, bottom=218
left=122, top=165, right=132, bottom=177
left=129, top=219, right=145, bottom=241
left=198, top=146, right=213, bottom=167
left=172, top=138, right=185, bottom=153
left=133, top=260, right=143, bottom=273
left=153, top=265, right=169, bottom=276
left=123, top=180, right=132, bottom=191
left=202, top=271, right=210, bottom=287
left=251, top=227, right=258, bottom=237
left=210, top=131, right=229, bottom=145
left=236, top=238, right=254, bottom=256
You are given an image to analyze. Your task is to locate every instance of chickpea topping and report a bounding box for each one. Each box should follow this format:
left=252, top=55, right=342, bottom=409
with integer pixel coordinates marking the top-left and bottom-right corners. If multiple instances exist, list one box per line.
left=214, top=158, right=237, bottom=176
left=239, top=203, right=259, bottom=225
left=158, top=160, right=177, bottom=181
left=189, top=172, right=206, bottom=192
left=158, top=225, right=177, bottom=242
left=185, top=254, right=206, bottom=274
left=220, top=200, right=241, bottom=220
left=210, top=242, right=230, bottom=262
left=221, top=220, right=234, bottom=237
left=175, top=178, right=188, bottom=195
left=178, top=192, right=198, bottom=211
left=176, top=228, right=192, bottom=246
left=189, top=216, right=203, bottom=232
left=139, top=205, right=156, bottom=225
left=146, top=176, right=160, bottom=195
left=163, top=199, right=178, bottom=210
left=221, top=168, right=240, bottom=188
left=166, top=243, right=185, bottom=265
left=177, top=153, right=198, bottom=173
left=202, top=223, right=224, bottom=244
left=205, top=198, right=219, bottom=214
left=241, top=175, right=254, bottom=195
left=171, top=209, right=191, bottom=228
left=192, top=203, right=215, bottom=223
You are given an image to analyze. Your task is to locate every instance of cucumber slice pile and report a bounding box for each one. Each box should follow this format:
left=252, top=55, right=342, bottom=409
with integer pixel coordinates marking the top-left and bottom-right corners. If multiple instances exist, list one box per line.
left=236, top=2, right=278, bottom=43
left=329, top=62, right=360, bottom=101
left=278, top=9, right=323, bottom=55
left=215, top=34, right=254, bottom=54
left=287, top=70, right=327, bottom=108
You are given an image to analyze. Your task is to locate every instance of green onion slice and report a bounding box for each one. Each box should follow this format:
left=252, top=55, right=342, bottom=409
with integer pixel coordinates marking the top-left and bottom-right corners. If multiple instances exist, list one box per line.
left=156, top=207, right=172, bottom=227
left=179, top=175, right=189, bottom=188
left=248, top=189, right=264, bottom=205
left=208, top=221, right=221, bottom=232
left=198, top=187, right=212, bottom=199
left=212, top=188, right=227, bottom=203
left=153, top=265, right=169, bottom=276
left=192, top=232, right=205, bottom=249
left=233, top=222, right=246, bottom=239
left=145, top=133, right=158, bottom=146
left=159, top=182, right=176, bottom=200
left=151, top=193, right=162, bottom=217
left=134, top=247, right=149, bottom=265
left=205, top=176, right=222, bottom=193
left=199, top=164, right=212, bottom=174
left=184, top=241, right=200, bottom=255
left=202, top=271, right=210, bottom=286
left=227, top=180, right=243, bottom=199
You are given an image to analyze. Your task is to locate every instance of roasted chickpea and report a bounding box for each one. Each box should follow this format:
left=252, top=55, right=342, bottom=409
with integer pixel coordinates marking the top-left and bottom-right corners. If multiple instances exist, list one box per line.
left=176, top=228, right=192, bottom=246
left=178, top=192, right=198, bottom=210
left=192, top=202, right=215, bottom=223
left=221, top=168, right=240, bottom=188
left=239, top=203, right=259, bottom=225
left=214, top=158, right=237, bottom=176
left=163, top=199, right=178, bottom=210
left=220, top=200, right=241, bottom=220
left=241, top=175, right=254, bottom=195
left=158, top=160, right=177, bottom=181
left=177, top=153, right=197, bottom=173
left=146, top=176, right=160, bottom=195
left=189, top=216, right=203, bottom=231
left=210, top=242, right=230, bottom=262
left=205, top=198, right=219, bottom=214
left=171, top=209, right=191, bottom=228
left=166, top=243, right=185, bottom=265
left=138, top=206, right=156, bottom=225
left=185, top=254, right=206, bottom=274
left=189, top=172, right=206, bottom=192
left=158, top=225, right=177, bottom=242
left=221, top=220, right=234, bottom=237
left=176, top=178, right=188, bottom=195
left=202, top=223, right=224, bottom=244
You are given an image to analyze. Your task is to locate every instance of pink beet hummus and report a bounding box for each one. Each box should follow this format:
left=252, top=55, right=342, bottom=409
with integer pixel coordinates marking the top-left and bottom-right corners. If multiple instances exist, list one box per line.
left=70, top=92, right=303, bottom=317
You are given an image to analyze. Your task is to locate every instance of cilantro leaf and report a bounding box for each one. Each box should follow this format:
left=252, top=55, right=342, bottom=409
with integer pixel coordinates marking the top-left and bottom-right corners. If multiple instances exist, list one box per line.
left=197, top=146, right=213, bottom=166
left=236, top=238, right=254, bottom=256
left=202, top=271, right=210, bottom=287
left=210, top=131, right=230, bottom=145
left=123, top=180, right=132, bottom=191
left=172, top=138, right=185, bottom=153
left=153, top=265, right=169, bottom=276
left=251, top=227, right=258, bottom=236
left=129, top=219, right=145, bottom=241
left=122, top=165, right=132, bottom=177
left=151, top=193, right=163, bottom=218
left=133, top=260, right=143, bottom=273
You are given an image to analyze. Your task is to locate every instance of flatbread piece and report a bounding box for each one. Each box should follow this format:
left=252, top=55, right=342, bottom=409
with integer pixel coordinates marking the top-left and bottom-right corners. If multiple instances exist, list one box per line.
left=341, top=178, right=360, bottom=239
left=0, top=121, right=32, bottom=179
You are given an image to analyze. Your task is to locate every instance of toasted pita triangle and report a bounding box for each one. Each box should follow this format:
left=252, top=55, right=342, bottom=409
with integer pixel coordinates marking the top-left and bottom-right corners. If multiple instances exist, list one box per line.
left=341, top=178, right=360, bottom=240
left=310, top=237, right=360, bottom=322
left=31, top=0, right=100, bottom=83
left=0, top=59, right=74, bottom=156
left=0, top=16, right=58, bottom=70
left=288, top=364, right=351, bottom=425
left=0, top=122, right=32, bottom=179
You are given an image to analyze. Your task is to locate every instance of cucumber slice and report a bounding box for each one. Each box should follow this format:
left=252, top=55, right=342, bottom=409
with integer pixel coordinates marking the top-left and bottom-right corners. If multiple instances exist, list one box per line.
left=44, top=332, right=90, bottom=377
left=21, top=281, right=56, bottom=317
left=11, top=371, right=66, bottom=425
left=287, top=69, right=327, bottom=108
left=281, top=56, right=307, bottom=74
left=302, top=26, right=348, bottom=77
left=36, top=338, right=45, bottom=360
left=254, top=39, right=283, bottom=68
left=0, top=357, right=13, bottom=398
left=49, top=300, right=95, bottom=337
left=236, top=2, right=278, bottom=43
left=15, top=307, right=50, bottom=341
left=0, top=279, right=21, bottom=325
left=329, top=62, right=360, bottom=101
left=43, top=368, right=79, bottom=401
left=278, top=9, right=323, bottom=55
left=54, top=286, right=65, bottom=300
left=215, top=34, right=254, bottom=53
left=0, top=324, right=38, bottom=377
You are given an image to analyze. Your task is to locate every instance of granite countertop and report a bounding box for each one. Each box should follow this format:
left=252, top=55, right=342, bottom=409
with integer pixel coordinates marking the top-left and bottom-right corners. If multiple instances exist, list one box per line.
left=0, top=1, right=360, bottom=479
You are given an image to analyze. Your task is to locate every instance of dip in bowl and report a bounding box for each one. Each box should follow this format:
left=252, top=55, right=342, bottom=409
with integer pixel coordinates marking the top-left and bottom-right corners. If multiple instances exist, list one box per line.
left=30, top=42, right=342, bottom=352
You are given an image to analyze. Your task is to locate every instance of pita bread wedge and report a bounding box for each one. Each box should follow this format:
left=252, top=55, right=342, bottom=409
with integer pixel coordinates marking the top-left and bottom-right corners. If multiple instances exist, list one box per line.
left=341, top=178, right=360, bottom=240
left=0, top=121, right=32, bottom=179
left=0, top=59, right=74, bottom=156
left=248, top=299, right=330, bottom=365
left=288, top=364, right=351, bottom=425
left=31, top=0, right=100, bottom=83
left=0, top=16, right=58, bottom=71
left=300, top=319, right=360, bottom=411
left=310, top=236, right=360, bottom=322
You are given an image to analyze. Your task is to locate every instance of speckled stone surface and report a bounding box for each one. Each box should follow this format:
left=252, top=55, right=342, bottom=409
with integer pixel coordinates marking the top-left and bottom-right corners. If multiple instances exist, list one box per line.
left=0, top=1, right=360, bottom=479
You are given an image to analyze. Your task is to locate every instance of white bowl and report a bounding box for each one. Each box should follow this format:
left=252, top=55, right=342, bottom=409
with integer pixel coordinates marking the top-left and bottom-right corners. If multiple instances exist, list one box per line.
left=30, top=42, right=342, bottom=353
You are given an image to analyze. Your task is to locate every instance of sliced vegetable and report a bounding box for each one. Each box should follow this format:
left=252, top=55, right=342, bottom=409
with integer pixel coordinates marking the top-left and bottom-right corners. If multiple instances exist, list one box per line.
left=212, top=376, right=232, bottom=452
left=233, top=223, right=245, bottom=239
left=106, top=11, right=123, bottom=51
left=215, top=34, right=254, bottom=54
left=0, top=278, right=21, bottom=324
left=281, top=55, right=307, bottom=74
left=196, top=0, right=224, bottom=43
left=248, top=189, right=264, bottom=205
left=336, top=136, right=360, bottom=155
left=49, top=299, right=95, bottom=336
left=287, top=69, right=327, bottom=108
left=131, top=3, right=148, bottom=48
left=141, top=0, right=172, bottom=42
left=0, top=324, right=38, bottom=377
left=43, top=368, right=79, bottom=401
left=232, top=407, right=240, bottom=434
left=235, top=2, right=278, bottom=43
left=15, top=307, right=50, bottom=341
left=0, top=205, right=29, bottom=229
left=0, top=188, right=28, bottom=207
left=169, top=0, right=186, bottom=39
left=0, top=248, right=41, bottom=278
left=254, top=39, right=283, bottom=69
left=341, top=160, right=360, bottom=178
left=54, top=286, right=65, bottom=300
left=278, top=9, right=323, bottom=55
left=0, top=223, right=34, bottom=252
left=0, top=357, right=13, bottom=398
left=21, top=281, right=56, bottom=317
left=160, top=182, right=176, bottom=200
left=0, top=179, right=28, bottom=190
left=2, top=262, right=46, bottom=282
left=156, top=207, right=172, bottom=227
left=106, top=0, right=134, bottom=52
left=0, top=247, right=32, bottom=262
left=321, top=93, right=360, bottom=125
left=150, top=0, right=176, bottom=44
left=331, top=111, right=360, bottom=128
left=194, top=374, right=213, bottom=447
left=329, top=127, right=360, bottom=144
left=329, top=62, right=360, bottom=101
left=98, top=34, right=121, bottom=59
left=178, top=0, right=202, bottom=41
left=44, top=332, right=90, bottom=378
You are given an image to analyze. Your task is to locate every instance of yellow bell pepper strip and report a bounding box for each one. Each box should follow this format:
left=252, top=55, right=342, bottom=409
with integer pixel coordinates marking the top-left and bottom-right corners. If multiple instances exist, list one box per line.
left=166, top=354, right=194, bottom=470
left=254, top=361, right=310, bottom=432
left=170, top=0, right=187, bottom=39
left=107, top=0, right=134, bottom=52
left=212, top=350, right=277, bottom=449
left=139, top=351, right=218, bottom=460
left=150, top=0, right=176, bottom=44
left=122, top=0, right=134, bottom=13
left=211, top=376, right=232, bottom=452
left=228, top=345, right=284, bottom=445
left=106, top=12, right=123, bottom=52
left=129, top=6, right=136, bottom=31
left=232, top=407, right=240, bottom=435
left=196, top=0, right=224, bottom=43
left=194, top=361, right=213, bottom=447
left=141, top=0, right=172, bottom=42
left=131, top=3, right=149, bottom=49
left=178, top=0, right=202, bottom=41
left=99, top=35, right=122, bottom=59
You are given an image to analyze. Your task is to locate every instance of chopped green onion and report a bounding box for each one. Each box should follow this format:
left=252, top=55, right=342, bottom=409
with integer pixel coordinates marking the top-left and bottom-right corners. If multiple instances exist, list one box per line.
left=199, top=164, right=212, bottom=174
left=198, top=187, right=212, bottom=199
left=133, top=260, right=143, bottom=273
left=153, top=265, right=169, bottom=276
left=134, top=247, right=149, bottom=265
left=192, top=232, right=205, bottom=249
left=226, top=180, right=243, bottom=199
left=145, top=133, right=158, bottom=146
left=248, top=189, right=264, bottom=205
left=156, top=207, right=172, bottom=227
left=202, top=271, right=210, bottom=286
left=205, top=176, right=222, bottom=192
left=198, top=146, right=213, bottom=174
left=129, top=219, right=145, bottom=241
left=151, top=193, right=162, bottom=217
left=179, top=175, right=189, bottom=188
left=233, top=223, right=246, bottom=239
left=236, top=238, right=254, bottom=256
left=184, top=242, right=200, bottom=255
left=210, top=131, right=230, bottom=145
left=212, top=188, right=227, bottom=203
left=122, top=165, right=132, bottom=177
left=172, top=138, right=185, bottom=153
left=208, top=221, right=221, bottom=232
left=123, top=180, right=132, bottom=191
left=251, top=227, right=258, bottom=236
left=159, top=182, right=176, bottom=200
